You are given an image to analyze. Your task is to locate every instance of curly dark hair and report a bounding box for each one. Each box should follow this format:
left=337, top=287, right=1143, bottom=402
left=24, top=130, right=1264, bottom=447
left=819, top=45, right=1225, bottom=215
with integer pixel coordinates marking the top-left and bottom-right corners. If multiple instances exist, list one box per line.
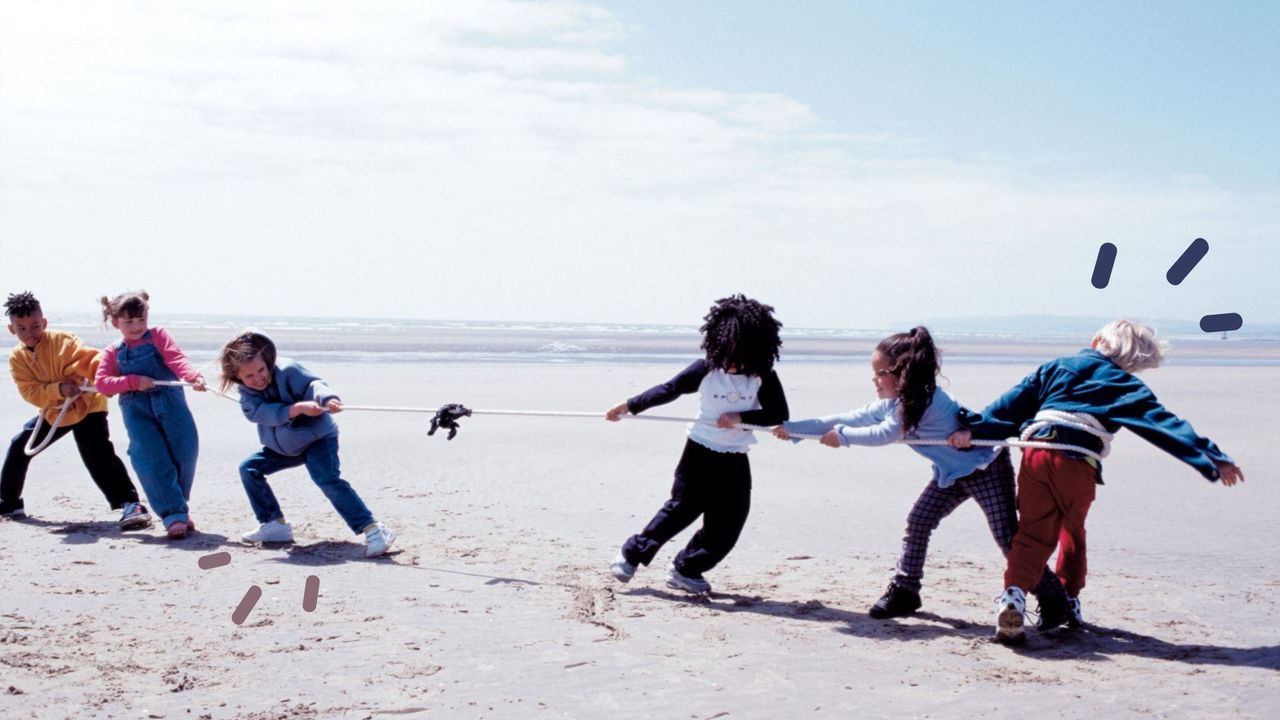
left=699, top=294, right=783, bottom=376
left=875, top=326, right=940, bottom=434
left=4, top=291, right=41, bottom=318
left=219, top=331, right=278, bottom=392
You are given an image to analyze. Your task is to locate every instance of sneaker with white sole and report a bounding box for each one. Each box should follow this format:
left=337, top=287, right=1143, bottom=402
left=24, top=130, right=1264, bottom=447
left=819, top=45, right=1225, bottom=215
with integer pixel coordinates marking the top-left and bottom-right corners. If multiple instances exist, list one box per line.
left=610, top=552, right=637, bottom=583
left=665, top=563, right=712, bottom=594
left=995, top=586, right=1027, bottom=645
left=241, top=519, right=294, bottom=544
left=364, top=522, right=395, bottom=557
left=119, top=502, right=152, bottom=530
left=1067, top=596, right=1084, bottom=628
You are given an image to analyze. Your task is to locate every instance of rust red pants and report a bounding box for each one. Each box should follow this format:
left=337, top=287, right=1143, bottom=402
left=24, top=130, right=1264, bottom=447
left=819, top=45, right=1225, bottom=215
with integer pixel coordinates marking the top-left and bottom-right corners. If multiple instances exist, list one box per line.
left=1004, top=448, right=1097, bottom=597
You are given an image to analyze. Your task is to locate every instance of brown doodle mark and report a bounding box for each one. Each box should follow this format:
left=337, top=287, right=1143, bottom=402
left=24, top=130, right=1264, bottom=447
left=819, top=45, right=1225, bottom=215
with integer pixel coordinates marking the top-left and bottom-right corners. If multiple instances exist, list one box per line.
left=199, top=552, right=322, bottom=624
left=303, top=575, right=321, bottom=612
left=197, top=552, right=231, bottom=570
left=232, top=585, right=263, bottom=626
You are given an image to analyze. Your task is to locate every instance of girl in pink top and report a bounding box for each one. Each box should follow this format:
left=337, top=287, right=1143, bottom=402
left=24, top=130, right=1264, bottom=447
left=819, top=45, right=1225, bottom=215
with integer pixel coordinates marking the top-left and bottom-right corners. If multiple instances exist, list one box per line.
left=94, top=291, right=206, bottom=539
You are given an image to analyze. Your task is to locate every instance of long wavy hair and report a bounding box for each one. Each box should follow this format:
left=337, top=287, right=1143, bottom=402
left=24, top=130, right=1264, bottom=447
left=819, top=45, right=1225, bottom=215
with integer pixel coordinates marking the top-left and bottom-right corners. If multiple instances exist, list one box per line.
left=876, top=326, right=940, bottom=434
left=700, top=294, right=783, bottom=376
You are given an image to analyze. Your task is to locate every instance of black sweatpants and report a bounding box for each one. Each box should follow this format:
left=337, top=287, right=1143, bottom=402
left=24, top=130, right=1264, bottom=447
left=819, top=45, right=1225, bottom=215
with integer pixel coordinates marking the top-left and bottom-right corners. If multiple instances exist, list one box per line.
left=0, top=411, right=140, bottom=514
left=621, top=439, right=751, bottom=578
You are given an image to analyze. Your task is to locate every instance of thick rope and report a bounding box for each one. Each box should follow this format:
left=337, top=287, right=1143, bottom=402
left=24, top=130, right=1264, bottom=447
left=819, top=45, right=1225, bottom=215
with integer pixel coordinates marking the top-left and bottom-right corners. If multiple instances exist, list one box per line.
left=128, top=385, right=1111, bottom=458
left=23, top=395, right=81, bottom=457
left=1017, top=409, right=1112, bottom=461
left=338, top=404, right=1107, bottom=456
left=23, top=380, right=213, bottom=457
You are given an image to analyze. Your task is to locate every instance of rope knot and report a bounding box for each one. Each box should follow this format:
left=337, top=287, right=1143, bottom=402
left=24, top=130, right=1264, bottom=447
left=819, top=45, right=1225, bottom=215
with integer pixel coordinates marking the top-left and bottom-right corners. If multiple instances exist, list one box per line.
left=429, top=403, right=473, bottom=441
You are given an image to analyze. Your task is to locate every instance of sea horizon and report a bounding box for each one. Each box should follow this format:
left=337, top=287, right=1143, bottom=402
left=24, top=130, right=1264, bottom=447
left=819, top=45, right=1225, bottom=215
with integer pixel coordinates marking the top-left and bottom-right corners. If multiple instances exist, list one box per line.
left=33, top=311, right=1280, bottom=369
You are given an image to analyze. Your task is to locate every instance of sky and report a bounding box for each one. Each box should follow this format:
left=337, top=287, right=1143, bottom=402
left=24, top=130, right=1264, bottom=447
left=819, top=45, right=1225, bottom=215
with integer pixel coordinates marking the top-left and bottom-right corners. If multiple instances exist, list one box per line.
left=1, top=0, right=1277, bottom=330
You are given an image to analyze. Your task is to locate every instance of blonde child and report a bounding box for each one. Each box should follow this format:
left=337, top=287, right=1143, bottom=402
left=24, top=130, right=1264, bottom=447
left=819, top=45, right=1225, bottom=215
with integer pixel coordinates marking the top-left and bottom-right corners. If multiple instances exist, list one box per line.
left=219, top=331, right=394, bottom=557
left=94, top=291, right=205, bottom=539
left=605, top=294, right=788, bottom=594
left=2, top=291, right=150, bottom=528
left=950, top=319, right=1244, bottom=645
left=773, top=327, right=1067, bottom=624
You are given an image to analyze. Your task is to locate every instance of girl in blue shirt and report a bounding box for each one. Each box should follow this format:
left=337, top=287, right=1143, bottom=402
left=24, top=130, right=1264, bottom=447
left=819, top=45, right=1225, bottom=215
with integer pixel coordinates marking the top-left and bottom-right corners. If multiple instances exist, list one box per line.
left=775, top=327, right=1066, bottom=623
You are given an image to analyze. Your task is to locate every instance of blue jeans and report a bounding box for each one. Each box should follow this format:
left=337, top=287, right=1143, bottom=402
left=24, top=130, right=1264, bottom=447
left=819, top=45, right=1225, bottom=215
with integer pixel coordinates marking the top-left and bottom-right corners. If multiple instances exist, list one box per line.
left=238, top=436, right=375, bottom=535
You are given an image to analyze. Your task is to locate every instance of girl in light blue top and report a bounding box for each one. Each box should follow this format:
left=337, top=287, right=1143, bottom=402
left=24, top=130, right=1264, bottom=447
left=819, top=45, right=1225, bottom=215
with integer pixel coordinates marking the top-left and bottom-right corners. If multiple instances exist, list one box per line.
left=774, top=327, right=1066, bottom=625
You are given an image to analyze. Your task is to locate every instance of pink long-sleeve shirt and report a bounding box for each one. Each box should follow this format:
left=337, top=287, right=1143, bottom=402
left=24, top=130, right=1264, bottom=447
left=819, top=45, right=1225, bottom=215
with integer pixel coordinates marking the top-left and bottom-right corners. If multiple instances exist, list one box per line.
left=94, top=327, right=203, bottom=395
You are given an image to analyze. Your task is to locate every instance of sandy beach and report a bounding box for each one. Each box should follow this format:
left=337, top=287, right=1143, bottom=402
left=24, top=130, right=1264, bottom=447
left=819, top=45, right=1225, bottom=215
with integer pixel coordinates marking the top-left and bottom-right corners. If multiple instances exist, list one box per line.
left=1, top=357, right=1277, bottom=719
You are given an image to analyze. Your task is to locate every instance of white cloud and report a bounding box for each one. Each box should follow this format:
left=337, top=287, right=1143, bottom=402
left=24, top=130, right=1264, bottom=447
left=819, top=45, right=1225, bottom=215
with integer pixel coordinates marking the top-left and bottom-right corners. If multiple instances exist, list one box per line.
left=1, top=0, right=1275, bottom=329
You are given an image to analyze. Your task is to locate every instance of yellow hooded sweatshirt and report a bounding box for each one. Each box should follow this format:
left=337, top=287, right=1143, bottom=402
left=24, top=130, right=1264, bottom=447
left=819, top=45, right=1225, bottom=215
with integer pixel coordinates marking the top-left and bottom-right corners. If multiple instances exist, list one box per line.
left=9, top=330, right=109, bottom=425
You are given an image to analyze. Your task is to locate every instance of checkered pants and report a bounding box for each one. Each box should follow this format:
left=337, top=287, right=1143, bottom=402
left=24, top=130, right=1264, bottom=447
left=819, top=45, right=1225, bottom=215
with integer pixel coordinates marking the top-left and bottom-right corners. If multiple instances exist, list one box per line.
left=893, top=450, right=1023, bottom=593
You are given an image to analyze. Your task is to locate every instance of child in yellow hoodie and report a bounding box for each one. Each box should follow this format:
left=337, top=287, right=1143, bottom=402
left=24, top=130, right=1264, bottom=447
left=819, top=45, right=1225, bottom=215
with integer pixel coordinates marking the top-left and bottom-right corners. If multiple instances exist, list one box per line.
left=1, top=292, right=151, bottom=528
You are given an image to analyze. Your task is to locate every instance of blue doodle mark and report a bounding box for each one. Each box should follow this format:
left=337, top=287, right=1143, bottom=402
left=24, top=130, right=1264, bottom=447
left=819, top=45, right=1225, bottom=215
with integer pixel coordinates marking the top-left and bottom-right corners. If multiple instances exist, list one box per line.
left=1092, top=243, right=1118, bottom=289
left=1200, top=313, right=1244, bottom=333
left=1167, top=238, right=1209, bottom=286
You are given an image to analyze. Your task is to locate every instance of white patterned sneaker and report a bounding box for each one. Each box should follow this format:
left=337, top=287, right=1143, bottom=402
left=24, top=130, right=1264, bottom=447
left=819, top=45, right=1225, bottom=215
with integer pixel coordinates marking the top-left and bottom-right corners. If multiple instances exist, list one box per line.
left=995, top=586, right=1027, bottom=645
left=1067, top=596, right=1084, bottom=628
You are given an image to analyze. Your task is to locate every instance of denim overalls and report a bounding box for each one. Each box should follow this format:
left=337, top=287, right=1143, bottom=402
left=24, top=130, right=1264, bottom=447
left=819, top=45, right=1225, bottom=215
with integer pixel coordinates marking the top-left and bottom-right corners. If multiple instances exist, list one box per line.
left=116, top=332, right=199, bottom=527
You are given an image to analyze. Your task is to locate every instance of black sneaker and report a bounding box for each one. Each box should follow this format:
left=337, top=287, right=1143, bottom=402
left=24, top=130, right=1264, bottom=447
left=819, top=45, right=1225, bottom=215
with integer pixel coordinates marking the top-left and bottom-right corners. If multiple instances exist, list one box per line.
left=1035, top=589, right=1070, bottom=631
left=868, top=583, right=922, bottom=619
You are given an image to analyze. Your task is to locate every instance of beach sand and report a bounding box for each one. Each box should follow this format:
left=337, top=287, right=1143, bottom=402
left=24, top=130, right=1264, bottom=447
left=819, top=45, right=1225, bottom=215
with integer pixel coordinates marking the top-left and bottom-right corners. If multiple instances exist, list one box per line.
left=1, top=360, right=1277, bottom=718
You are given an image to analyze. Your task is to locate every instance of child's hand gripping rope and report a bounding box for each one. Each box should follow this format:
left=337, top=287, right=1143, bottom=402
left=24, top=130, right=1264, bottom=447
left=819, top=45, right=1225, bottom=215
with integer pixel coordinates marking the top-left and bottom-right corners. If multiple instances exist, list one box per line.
left=429, top=403, right=472, bottom=440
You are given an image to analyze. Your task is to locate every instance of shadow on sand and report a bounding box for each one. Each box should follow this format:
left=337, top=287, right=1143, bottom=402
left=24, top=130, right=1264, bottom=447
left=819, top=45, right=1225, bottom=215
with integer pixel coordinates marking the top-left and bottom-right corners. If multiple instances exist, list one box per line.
left=624, top=585, right=1280, bottom=671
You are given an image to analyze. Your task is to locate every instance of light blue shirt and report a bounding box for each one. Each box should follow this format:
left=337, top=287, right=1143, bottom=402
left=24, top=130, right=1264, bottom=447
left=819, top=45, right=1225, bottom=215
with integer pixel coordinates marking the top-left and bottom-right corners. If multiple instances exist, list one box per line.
left=783, top=387, right=1001, bottom=488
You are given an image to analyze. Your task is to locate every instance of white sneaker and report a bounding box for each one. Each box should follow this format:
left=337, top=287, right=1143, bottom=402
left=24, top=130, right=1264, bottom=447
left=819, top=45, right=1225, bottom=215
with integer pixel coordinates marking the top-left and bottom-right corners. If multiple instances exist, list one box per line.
left=996, top=586, right=1027, bottom=645
left=1067, top=596, right=1084, bottom=628
left=665, top=563, right=712, bottom=594
left=241, top=519, right=294, bottom=544
left=119, top=502, right=153, bottom=530
left=364, top=522, right=395, bottom=557
left=610, top=552, right=637, bottom=583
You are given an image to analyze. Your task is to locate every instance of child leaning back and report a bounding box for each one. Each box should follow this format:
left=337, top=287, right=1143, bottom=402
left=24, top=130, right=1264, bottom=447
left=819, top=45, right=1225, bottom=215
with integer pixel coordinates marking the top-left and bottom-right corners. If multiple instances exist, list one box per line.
left=950, top=319, right=1244, bottom=645
left=605, top=294, right=788, bottom=594
left=219, top=331, right=395, bottom=557
left=2, top=291, right=150, bottom=528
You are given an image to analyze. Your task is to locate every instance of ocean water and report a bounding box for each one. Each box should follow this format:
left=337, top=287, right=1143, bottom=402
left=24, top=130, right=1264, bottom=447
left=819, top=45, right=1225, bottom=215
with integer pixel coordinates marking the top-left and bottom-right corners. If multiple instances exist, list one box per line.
left=49, top=314, right=1280, bottom=368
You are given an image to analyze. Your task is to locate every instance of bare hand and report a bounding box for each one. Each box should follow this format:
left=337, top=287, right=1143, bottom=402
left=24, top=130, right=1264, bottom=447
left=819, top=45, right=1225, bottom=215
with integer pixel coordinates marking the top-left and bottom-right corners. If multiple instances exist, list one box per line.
left=192, top=376, right=207, bottom=392
left=948, top=429, right=972, bottom=449
left=136, top=376, right=156, bottom=391
left=325, top=399, right=343, bottom=414
left=820, top=430, right=842, bottom=448
left=1218, top=463, right=1244, bottom=487
left=59, top=381, right=82, bottom=398
left=716, top=412, right=741, bottom=429
left=605, top=402, right=629, bottom=422
left=772, top=426, right=791, bottom=441
left=292, top=401, right=325, bottom=418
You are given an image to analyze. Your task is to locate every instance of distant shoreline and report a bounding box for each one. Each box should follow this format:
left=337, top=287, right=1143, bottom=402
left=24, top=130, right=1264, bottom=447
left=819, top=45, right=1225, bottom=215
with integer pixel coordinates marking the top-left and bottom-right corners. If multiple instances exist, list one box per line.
left=41, top=316, right=1280, bottom=368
